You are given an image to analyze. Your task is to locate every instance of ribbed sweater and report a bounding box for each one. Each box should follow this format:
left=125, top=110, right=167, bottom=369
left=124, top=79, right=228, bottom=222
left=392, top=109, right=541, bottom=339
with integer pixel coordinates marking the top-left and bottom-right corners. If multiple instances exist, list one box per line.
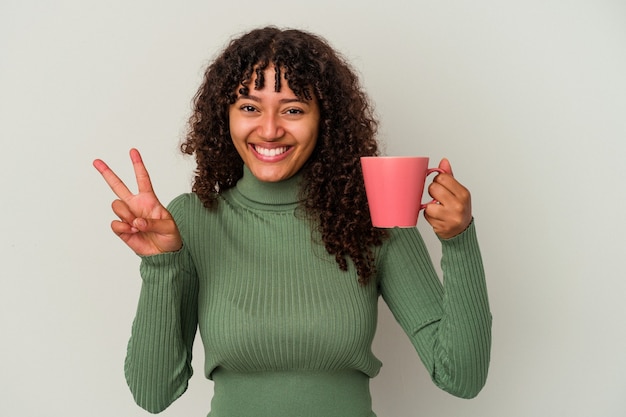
left=124, top=167, right=492, bottom=417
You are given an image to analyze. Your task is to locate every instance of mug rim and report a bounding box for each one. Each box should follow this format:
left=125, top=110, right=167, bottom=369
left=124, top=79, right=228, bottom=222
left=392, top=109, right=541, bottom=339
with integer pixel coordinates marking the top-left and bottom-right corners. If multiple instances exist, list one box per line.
left=360, top=156, right=429, bottom=159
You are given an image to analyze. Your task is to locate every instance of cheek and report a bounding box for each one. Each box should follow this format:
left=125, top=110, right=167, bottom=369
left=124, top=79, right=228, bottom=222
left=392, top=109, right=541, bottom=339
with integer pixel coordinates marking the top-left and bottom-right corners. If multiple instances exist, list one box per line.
left=301, top=137, right=318, bottom=162
left=307, top=127, right=320, bottom=149
left=228, top=108, right=242, bottom=134
left=301, top=120, right=319, bottom=145
left=229, top=120, right=246, bottom=144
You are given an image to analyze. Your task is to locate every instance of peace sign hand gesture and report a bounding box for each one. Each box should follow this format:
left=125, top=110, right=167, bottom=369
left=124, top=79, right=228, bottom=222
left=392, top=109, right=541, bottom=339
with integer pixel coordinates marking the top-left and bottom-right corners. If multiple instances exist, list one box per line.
left=93, top=148, right=182, bottom=256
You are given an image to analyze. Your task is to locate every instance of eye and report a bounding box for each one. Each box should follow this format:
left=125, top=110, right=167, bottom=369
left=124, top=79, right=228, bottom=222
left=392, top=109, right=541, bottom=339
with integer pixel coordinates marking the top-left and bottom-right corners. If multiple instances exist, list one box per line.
left=284, top=108, right=304, bottom=115
left=240, top=105, right=257, bottom=112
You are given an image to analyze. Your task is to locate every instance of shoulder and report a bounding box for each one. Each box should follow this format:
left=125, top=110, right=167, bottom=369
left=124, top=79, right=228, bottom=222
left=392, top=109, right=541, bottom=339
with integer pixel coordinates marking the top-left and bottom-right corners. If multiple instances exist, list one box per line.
left=165, top=193, right=213, bottom=230
left=383, top=226, right=427, bottom=249
left=375, top=227, right=429, bottom=270
left=166, top=193, right=201, bottom=215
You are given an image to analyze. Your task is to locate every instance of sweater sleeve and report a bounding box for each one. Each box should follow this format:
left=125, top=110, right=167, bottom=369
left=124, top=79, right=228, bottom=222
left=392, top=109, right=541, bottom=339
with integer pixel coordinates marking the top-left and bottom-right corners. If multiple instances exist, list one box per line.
left=124, top=194, right=199, bottom=413
left=378, top=221, right=492, bottom=398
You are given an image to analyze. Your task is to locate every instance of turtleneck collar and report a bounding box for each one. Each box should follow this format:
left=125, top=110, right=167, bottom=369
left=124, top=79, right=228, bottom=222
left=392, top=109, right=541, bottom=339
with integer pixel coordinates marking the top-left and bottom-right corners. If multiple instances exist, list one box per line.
left=229, top=165, right=303, bottom=211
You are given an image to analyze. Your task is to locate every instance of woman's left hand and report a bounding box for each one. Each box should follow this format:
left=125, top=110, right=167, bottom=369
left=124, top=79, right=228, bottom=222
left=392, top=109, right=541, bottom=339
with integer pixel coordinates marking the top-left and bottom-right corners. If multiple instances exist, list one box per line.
left=424, top=158, right=473, bottom=239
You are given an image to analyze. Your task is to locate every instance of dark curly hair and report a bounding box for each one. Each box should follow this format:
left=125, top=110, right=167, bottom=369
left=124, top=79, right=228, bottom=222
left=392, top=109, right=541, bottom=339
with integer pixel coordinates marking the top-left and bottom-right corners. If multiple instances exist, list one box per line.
left=181, top=26, right=387, bottom=285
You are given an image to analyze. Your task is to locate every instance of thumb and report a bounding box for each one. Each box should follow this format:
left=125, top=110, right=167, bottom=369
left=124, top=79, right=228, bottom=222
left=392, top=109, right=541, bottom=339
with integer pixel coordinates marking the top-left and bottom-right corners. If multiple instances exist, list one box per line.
left=438, top=158, right=453, bottom=176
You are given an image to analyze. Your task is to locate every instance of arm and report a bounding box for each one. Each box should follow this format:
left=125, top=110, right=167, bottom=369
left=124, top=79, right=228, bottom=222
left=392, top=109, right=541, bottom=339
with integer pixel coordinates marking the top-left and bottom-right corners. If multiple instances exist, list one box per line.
left=93, top=151, right=196, bottom=412
left=378, top=158, right=490, bottom=398
left=124, top=194, right=199, bottom=413
left=378, top=222, right=491, bottom=398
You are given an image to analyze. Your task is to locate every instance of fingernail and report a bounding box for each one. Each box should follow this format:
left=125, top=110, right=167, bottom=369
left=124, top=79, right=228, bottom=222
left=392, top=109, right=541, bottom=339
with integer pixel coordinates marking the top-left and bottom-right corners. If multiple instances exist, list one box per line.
left=133, top=218, right=147, bottom=229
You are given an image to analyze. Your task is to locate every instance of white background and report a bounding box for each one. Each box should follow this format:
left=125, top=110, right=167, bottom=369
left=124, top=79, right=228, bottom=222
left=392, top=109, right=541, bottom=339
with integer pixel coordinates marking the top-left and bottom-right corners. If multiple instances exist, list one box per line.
left=2, top=1, right=625, bottom=416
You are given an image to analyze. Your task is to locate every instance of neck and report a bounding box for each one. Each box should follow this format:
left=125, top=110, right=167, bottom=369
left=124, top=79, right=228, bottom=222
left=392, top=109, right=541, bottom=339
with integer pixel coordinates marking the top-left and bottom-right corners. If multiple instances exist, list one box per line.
left=232, top=165, right=303, bottom=209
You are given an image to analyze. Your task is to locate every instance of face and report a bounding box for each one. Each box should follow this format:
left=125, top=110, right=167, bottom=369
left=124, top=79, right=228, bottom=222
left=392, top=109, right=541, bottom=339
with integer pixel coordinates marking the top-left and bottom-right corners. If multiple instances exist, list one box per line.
left=229, top=66, right=320, bottom=182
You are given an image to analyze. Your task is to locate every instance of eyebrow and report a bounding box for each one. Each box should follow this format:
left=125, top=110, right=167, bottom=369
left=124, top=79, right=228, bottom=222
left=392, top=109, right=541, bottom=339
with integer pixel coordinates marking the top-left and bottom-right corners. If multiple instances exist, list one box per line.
left=237, top=94, right=308, bottom=105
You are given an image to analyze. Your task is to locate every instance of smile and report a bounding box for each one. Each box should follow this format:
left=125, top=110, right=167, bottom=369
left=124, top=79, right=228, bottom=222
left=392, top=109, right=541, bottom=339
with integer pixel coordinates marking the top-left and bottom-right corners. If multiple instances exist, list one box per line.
left=253, top=145, right=290, bottom=158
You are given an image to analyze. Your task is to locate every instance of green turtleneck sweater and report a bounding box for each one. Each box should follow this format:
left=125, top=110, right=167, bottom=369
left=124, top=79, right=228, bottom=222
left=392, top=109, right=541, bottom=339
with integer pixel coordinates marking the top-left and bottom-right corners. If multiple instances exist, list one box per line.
left=124, top=168, right=491, bottom=416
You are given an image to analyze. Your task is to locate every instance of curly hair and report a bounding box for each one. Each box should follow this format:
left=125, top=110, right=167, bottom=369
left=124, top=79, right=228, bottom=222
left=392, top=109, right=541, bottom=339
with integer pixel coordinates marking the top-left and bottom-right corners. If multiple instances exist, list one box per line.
left=181, top=26, right=387, bottom=285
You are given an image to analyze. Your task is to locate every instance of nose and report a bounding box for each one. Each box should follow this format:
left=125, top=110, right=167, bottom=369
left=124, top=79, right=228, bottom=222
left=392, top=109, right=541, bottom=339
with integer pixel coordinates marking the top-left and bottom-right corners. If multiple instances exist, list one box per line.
left=257, top=113, right=285, bottom=141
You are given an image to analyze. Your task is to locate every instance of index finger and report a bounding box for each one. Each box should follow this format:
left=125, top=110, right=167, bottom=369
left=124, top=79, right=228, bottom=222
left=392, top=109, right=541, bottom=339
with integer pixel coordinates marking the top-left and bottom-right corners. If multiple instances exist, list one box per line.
left=93, top=158, right=133, bottom=200
left=129, top=148, right=154, bottom=194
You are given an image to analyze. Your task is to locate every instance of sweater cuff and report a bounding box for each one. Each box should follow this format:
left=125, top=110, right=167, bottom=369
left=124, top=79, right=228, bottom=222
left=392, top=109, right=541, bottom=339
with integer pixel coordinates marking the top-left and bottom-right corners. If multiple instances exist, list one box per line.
left=438, top=218, right=477, bottom=246
left=139, top=247, right=193, bottom=285
left=438, top=219, right=485, bottom=290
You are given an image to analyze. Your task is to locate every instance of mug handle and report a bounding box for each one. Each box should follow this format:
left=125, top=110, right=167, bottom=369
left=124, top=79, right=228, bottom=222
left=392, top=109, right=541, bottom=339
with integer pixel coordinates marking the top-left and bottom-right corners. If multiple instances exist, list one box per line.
left=420, top=168, right=446, bottom=210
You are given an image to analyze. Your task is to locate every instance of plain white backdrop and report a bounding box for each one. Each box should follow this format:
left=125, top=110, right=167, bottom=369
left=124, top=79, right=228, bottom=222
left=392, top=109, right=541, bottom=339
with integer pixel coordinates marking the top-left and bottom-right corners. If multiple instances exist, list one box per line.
left=1, top=1, right=625, bottom=416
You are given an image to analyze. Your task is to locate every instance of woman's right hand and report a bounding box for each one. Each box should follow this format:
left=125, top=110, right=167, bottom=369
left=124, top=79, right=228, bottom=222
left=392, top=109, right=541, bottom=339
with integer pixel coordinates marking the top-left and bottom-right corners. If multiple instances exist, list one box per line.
left=93, top=148, right=182, bottom=256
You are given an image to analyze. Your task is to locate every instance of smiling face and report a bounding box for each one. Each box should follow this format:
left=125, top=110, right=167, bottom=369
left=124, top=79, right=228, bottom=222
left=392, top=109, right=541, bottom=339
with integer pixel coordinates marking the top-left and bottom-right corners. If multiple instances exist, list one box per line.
left=228, top=66, right=320, bottom=182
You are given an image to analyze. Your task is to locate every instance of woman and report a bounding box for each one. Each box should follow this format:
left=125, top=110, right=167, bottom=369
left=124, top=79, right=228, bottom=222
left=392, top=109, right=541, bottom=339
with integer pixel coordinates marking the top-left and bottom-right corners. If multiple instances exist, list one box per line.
left=93, top=26, right=491, bottom=417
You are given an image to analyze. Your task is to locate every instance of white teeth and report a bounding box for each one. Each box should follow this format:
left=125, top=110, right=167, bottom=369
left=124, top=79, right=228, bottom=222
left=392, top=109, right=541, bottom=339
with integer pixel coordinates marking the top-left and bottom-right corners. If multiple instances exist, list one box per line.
left=255, top=145, right=288, bottom=157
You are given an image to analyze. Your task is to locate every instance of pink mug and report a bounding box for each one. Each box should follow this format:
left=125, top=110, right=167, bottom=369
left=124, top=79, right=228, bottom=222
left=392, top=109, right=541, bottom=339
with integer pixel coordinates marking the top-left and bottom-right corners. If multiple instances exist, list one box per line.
left=360, top=156, right=444, bottom=228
